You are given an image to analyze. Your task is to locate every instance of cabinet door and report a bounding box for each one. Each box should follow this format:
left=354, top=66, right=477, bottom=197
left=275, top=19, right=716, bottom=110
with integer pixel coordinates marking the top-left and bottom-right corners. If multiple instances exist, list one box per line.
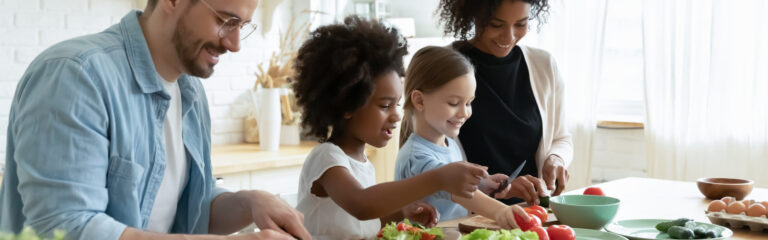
left=215, top=172, right=251, bottom=192
left=249, top=166, right=302, bottom=195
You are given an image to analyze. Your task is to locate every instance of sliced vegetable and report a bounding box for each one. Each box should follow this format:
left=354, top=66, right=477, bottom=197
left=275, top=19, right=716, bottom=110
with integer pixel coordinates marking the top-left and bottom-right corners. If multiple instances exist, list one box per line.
left=539, top=196, right=550, bottom=208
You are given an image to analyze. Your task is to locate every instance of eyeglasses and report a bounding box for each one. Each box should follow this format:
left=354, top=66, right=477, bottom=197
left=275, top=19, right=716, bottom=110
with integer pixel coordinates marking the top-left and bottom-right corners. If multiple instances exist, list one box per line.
left=199, top=0, right=258, bottom=40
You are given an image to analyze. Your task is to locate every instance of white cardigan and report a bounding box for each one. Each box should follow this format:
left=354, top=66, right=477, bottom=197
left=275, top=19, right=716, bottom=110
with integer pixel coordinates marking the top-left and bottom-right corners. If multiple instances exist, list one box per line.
left=456, top=45, right=573, bottom=176
left=519, top=45, right=573, bottom=175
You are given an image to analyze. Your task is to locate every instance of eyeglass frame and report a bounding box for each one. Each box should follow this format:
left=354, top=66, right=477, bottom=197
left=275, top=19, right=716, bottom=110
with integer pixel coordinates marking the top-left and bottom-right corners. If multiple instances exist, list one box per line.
left=198, top=0, right=258, bottom=40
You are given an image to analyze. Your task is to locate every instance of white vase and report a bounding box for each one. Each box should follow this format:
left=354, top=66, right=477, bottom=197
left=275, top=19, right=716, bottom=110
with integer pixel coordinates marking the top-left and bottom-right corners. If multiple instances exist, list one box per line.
left=257, top=88, right=282, bottom=151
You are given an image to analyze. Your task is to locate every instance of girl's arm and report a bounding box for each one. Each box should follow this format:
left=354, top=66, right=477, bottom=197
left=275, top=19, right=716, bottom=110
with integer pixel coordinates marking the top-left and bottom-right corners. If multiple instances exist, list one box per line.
left=452, top=191, right=530, bottom=230
left=378, top=201, right=439, bottom=227
left=316, top=161, right=486, bottom=220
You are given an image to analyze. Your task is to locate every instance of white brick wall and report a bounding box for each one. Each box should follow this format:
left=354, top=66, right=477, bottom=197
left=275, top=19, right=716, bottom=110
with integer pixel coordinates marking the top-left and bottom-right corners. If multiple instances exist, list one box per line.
left=0, top=0, right=295, bottom=169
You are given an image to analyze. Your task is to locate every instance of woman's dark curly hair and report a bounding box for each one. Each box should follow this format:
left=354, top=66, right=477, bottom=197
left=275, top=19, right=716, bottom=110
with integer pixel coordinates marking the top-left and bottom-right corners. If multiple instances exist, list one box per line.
left=437, top=0, right=550, bottom=40
left=291, top=16, right=408, bottom=142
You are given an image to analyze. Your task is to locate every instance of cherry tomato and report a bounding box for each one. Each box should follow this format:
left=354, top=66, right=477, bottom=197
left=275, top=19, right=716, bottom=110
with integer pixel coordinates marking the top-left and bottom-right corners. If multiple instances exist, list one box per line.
left=420, top=232, right=436, bottom=240
left=514, top=213, right=542, bottom=231
left=547, top=225, right=576, bottom=240
left=396, top=222, right=408, bottom=231
left=528, top=226, right=550, bottom=240
left=583, top=187, right=605, bottom=196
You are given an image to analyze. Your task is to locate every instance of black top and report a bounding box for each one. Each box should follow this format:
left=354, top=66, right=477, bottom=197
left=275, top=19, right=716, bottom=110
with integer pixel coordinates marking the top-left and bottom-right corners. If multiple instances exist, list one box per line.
left=455, top=42, right=543, bottom=205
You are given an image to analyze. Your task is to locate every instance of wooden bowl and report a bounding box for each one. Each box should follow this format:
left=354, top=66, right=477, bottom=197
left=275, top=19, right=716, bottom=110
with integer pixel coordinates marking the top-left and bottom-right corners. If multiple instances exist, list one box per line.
left=697, top=178, right=754, bottom=200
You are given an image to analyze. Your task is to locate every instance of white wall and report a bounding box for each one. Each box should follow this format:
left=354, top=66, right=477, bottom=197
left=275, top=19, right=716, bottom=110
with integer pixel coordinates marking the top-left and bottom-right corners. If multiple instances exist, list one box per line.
left=0, top=0, right=297, bottom=168
left=388, top=0, right=442, bottom=38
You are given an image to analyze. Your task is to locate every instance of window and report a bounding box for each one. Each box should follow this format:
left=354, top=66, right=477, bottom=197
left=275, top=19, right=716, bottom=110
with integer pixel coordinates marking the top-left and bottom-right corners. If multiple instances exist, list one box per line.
left=597, top=0, right=645, bottom=124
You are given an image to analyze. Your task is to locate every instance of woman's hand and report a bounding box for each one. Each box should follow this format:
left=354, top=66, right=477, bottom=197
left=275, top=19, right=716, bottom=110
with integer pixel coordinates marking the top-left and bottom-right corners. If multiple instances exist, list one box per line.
left=541, top=155, right=570, bottom=196
left=501, top=175, right=548, bottom=205
left=402, top=201, right=440, bottom=227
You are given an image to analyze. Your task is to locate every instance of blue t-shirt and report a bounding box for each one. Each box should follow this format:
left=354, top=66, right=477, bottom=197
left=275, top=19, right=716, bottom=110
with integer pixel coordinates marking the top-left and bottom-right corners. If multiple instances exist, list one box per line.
left=395, top=133, right=469, bottom=221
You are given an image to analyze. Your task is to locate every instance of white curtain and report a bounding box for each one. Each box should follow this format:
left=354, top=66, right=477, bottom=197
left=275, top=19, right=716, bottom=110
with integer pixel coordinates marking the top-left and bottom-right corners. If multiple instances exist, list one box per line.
left=522, top=0, right=608, bottom=190
left=642, top=0, right=768, bottom=187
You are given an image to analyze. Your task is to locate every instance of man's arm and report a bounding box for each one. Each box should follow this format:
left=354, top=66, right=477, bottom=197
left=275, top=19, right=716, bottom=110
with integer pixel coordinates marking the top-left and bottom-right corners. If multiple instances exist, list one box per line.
left=208, top=190, right=311, bottom=239
left=119, top=227, right=294, bottom=240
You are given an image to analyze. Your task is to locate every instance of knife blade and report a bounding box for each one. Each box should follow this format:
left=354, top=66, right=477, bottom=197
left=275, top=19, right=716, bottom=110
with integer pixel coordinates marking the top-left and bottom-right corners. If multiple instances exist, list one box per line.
left=489, top=160, right=526, bottom=197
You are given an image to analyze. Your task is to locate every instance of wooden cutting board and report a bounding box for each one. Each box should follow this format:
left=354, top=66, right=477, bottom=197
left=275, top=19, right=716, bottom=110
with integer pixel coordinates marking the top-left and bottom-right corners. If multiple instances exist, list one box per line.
left=457, top=212, right=559, bottom=233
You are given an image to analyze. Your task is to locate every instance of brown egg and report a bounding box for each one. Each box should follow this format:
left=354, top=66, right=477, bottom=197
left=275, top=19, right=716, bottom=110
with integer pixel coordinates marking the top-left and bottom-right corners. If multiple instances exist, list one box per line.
left=707, top=200, right=727, bottom=212
left=742, top=199, right=755, bottom=206
left=746, top=203, right=766, bottom=217
left=726, top=201, right=747, bottom=214
left=761, top=201, right=768, bottom=210
left=721, top=196, right=736, bottom=205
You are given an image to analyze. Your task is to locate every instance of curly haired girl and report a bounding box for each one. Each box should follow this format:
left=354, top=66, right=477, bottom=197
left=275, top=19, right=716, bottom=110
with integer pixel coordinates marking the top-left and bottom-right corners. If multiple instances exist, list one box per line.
left=291, top=16, right=491, bottom=239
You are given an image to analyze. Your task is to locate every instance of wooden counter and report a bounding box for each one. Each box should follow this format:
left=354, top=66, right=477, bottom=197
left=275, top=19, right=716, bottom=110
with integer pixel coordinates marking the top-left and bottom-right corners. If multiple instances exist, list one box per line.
left=211, top=141, right=317, bottom=176
left=438, top=177, right=768, bottom=239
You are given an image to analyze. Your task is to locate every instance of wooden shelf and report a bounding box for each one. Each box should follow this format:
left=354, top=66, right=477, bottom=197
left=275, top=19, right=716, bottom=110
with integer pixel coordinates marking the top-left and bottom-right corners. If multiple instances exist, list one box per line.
left=597, top=120, right=644, bottom=129
left=211, top=141, right=318, bottom=176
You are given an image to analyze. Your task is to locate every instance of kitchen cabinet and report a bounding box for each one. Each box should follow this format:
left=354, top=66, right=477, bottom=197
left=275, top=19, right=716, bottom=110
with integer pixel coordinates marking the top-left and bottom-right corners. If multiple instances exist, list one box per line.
left=212, top=142, right=316, bottom=196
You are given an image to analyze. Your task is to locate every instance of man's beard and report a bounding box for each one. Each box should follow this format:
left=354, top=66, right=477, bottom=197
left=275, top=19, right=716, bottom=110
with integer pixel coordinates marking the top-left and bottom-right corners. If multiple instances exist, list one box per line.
left=172, top=18, right=225, bottom=78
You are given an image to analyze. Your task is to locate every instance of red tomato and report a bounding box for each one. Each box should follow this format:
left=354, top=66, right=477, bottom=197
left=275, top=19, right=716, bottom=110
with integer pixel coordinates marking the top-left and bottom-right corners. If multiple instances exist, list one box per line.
left=583, top=187, right=605, bottom=196
left=377, top=229, right=384, bottom=238
left=529, top=205, right=547, bottom=213
left=528, top=226, right=550, bottom=240
left=547, top=225, right=576, bottom=240
left=514, top=213, right=542, bottom=231
left=396, top=222, right=408, bottom=231
left=525, top=208, right=548, bottom=222
left=420, top=232, right=436, bottom=240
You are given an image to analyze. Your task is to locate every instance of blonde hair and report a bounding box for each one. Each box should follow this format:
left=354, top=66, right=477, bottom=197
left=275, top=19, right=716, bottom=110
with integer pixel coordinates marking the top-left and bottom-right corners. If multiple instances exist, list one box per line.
left=399, top=46, right=474, bottom=147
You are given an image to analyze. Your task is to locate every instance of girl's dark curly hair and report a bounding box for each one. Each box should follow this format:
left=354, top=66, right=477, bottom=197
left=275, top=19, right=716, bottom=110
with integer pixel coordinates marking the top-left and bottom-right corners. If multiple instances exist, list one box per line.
left=292, top=15, right=409, bottom=142
left=437, top=0, right=549, bottom=40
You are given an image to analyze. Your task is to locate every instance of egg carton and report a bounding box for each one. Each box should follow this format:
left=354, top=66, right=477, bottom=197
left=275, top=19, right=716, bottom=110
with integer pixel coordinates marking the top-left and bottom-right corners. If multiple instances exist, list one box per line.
left=705, top=211, right=768, bottom=232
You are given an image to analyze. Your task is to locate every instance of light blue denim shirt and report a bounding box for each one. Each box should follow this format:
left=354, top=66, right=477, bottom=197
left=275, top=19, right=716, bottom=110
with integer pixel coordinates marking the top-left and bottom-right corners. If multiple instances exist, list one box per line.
left=395, top=133, right=469, bottom=221
left=0, top=10, right=228, bottom=239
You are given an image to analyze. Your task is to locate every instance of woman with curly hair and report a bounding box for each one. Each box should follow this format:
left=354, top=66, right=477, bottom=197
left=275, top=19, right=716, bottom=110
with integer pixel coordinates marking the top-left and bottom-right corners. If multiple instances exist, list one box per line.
left=437, top=0, right=574, bottom=205
left=291, top=16, right=491, bottom=239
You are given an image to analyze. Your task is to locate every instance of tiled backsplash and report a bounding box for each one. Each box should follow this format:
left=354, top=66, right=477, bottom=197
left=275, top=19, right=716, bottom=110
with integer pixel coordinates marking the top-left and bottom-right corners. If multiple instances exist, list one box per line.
left=0, top=0, right=295, bottom=168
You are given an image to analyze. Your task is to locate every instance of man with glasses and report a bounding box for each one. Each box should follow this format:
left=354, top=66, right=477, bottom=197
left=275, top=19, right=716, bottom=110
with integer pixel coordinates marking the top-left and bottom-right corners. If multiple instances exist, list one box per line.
left=0, top=0, right=309, bottom=239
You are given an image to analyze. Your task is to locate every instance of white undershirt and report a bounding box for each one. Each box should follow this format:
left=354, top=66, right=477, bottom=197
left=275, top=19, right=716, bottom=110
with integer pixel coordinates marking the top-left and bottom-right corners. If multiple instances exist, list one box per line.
left=147, top=78, right=190, bottom=233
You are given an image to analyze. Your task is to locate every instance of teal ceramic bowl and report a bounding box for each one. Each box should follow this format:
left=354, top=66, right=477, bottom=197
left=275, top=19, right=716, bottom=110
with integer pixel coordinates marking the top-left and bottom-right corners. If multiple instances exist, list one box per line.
left=550, top=195, right=620, bottom=229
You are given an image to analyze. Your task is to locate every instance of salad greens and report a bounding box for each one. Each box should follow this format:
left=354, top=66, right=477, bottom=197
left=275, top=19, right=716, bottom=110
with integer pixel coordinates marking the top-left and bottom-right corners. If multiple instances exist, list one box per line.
left=0, top=227, right=65, bottom=240
left=461, top=228, right=539, bottom=240
left=378, top=219, right=444, bottom=240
